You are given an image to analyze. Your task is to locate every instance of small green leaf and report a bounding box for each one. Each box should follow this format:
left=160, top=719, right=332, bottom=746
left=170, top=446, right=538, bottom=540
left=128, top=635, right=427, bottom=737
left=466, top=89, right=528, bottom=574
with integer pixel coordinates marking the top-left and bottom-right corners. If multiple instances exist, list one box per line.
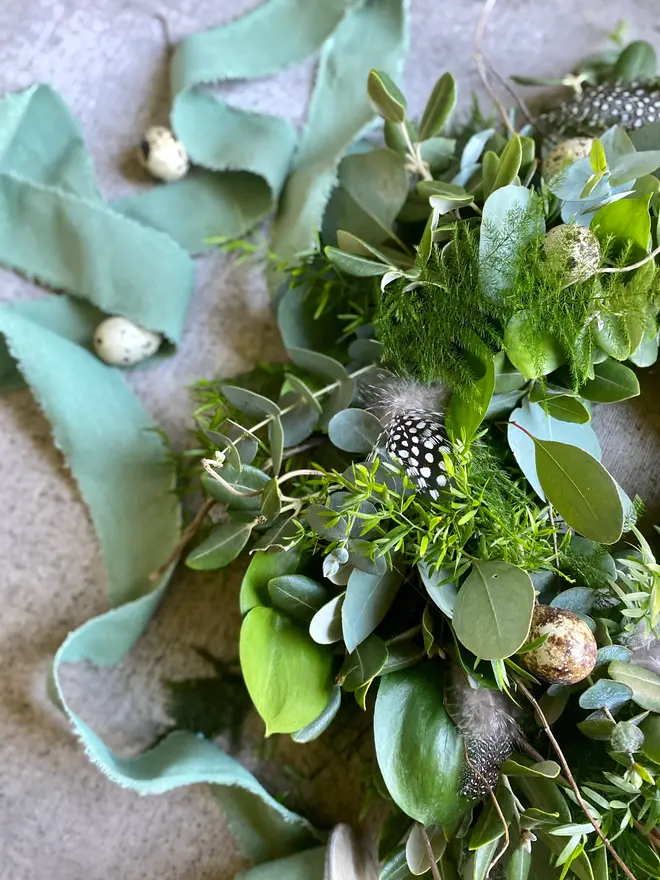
left=531, top=437, right=624, bottom=544
left=240, top=607, right=334, bottom=735
left=500, top=758, right=561, bottom=779
left=250, top=515, right=299, bottom=553
left=453, top=561, right=535, bottom=660
left=325, top=246, right=389, bottom=277
left=541, top=395, right=590, bottom=424
left=593, top=195, right=652, bottom=256
left=506, top=845, right=532, bottom=880
left=406, top=824, right=446, bottom=875
left=261, top=478, right=282, bottom=521
left=185, top=519, right=253, bottom=570
left=368, top=69, right=407, bottom=123
left=291, top=685, right=341, bottom=743
left=268, top=414, right=284, bottom=475
left=342, top=566, right=403, bottom=652
left=339, top=634, right=389, bottom=691
left=469, top=782, right=515, bottom=849
left=328, top=408, right=383, bottom=453
left=580, top=360, right=640, bottom=403
left=374, top=664, right=469, bottom=827
left=309, top=594, right=344, bottom=645
left=284, top=373, right=322, bottom=413
left=577, top=710, right=617, bottom=741
left=382, top=639, right=426, bottom=674
left=446, top=355, right=496, bottom=443
left=505, top=312, right=564, bottom=380
left=614, top=40, right=657, bottom=82
left=611, top=720, right=645, bottom=753
left=287, top=346, right=349, bottom=382
left=609, top=661, right=660, bottom=711
left=482, top=150, right=500, bottom=199
left=418, top=562, right=457, bottom=619
left=221, top=385, right=281, bottom=417
left=590, top=139, right=607, bottom=174
left=267, top=574, right=329, bottom=624
left=418, top=71, right=457, bottom=140
left=306, top=504, right=349, bottom=541
left=239, top=545, right=302, bottom=613
left=492, top=135, right=523, bottom=191
left=578, top=678, right=633, bottom=711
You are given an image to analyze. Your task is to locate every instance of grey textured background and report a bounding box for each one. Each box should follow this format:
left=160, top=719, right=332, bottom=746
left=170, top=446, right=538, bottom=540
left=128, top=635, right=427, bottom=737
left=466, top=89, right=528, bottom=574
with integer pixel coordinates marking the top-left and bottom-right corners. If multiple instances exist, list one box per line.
left=0, top=1, right=659, bottom=878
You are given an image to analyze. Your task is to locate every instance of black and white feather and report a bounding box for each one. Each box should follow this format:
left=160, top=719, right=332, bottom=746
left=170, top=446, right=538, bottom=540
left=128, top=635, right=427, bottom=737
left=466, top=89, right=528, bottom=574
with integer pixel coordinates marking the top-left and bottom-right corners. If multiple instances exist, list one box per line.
left=444, top=666, right=520, bottom=799
left=540, top=80, right=660, bottom=137
left=360, top=373, right=451, bottom=500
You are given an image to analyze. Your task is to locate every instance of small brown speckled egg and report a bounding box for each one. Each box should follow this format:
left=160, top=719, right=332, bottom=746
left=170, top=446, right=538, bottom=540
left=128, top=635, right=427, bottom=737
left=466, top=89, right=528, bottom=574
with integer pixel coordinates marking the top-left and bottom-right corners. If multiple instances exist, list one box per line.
left=138, top=126, right=189, bottom=182
left=93, top=316, right=162, bottom=367
left=543, top=224, right=601, bottom=284
left=542, top=137, right=594, bottom=182
left=520, top=604, right=597, bottom=685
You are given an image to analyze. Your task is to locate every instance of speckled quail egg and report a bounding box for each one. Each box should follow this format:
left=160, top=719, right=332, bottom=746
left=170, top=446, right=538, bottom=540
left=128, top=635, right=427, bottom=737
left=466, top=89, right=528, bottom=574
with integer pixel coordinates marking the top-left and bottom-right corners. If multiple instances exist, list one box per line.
left=543, top=224, right=601, bottom=284
left=138, top=126, right=189, bottom=182
left=93, top=316, right=162, bottom=366
left=542, top=137, right=594, bottom=182
left=520, top=604, right=597, bottom=685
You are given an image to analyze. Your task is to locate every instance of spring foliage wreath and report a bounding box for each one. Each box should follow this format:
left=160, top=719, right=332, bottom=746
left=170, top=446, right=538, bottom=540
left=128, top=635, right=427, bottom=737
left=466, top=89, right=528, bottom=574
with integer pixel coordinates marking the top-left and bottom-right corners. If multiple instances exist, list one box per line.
left=165, top=28, right=660, bottom=880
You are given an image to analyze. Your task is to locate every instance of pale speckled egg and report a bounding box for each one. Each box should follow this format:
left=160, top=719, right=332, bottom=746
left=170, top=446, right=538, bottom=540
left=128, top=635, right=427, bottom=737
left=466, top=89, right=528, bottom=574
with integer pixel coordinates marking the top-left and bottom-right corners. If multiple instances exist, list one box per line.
left=543, top=224, right=601, bottom=284
left=520, top=604, right=597, bottom=685
left=542, top=137, right=594, bottom=182
left=93, top=316, right=162, bottom=367
left=138, top=126, right=189, bottom=182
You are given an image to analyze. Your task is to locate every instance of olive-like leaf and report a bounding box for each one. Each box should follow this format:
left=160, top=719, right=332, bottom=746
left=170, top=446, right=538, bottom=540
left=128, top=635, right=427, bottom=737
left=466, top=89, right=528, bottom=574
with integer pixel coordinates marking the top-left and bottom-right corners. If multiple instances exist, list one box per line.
left=267, top=574, right=330, bottom=624
left=406, top=824, right=446, bottom=875
left=374, top=664, right=469, bottom=827
left=418, top=562, right=457, bottom=619
left=530, top=437, right=624, bottom=544
left=614, top=40, right=657, bottom=82
left=268, top=413, right=284, bottom=475
left=328, top=408, right=383, bottom=453
left=580, top=360, right=640, bottom=403
left=609, top=661, right=660, bottom=711
left=250, top=515, right=299, bottom=553
left=506, top=845, right=532, bottom=880
left=185, top=520, right=253, bottom=571
left=446, top=355, right=495, bottom=443
left=492, top=135, right=523, bottom=191
left=239, top=606, right=333, bottom=735
left=418, top=71, right=456, bottom=140
left=342, top=567, right=403, bottom=652
left=500, top=758, right=561, bottom=779
left=367, top=69, right=407, bottom=123
left=261, top=478, right=282, bottom=521
left=453, top=561, right=535, bottom=660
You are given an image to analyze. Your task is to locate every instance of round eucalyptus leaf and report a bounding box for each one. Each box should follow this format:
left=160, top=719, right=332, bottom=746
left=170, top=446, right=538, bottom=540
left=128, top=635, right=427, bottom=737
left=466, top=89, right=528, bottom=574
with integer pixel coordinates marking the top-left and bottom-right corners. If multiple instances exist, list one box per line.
left=609, top=661, right=660, bottom=711
left=418, top=561, right=457, bottom=619
left=292, top=685, right=342, bottom=743
left=578, top=678, right=633, bottom=711
left=309, top=594, right=345, bottom=645
left=239, top=606, right=334, bottom=735
left=532, top=437, right=624, bottom=544
left=550, top=587, right=595, bottom=614
left=320, top=379, right=358, bottom=429
left=348, top=539, right=388, bottom=575
left=185, top=520, right=253, bottom=571
left=268, top=574, right=330, bottom=624
left=577, top=710, right=616, bottom=741
left=323, top=547, right=350, bottom=579
left=595, top=645, right=632, bottom=666
left=328, top=408, right=383, bottom=453
left=221, top=384, right=281, bottom=417
left=611, top=720, right=645, bottom=754
left=453, top=561, right=535, bottom=660
left=279, top=393, right=320, bottom=447
left=374, top=664, right=469, bottom=827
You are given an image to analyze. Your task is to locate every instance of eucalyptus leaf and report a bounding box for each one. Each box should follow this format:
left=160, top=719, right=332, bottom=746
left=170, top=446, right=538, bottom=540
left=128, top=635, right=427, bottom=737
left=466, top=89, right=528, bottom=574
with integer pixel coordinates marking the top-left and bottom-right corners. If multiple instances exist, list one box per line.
left=291, top=685, right=341, bottom=743
left=419, top=71, right=457, bottom=140
left=453, top=561, right=535, bottom=660
left=578, top=678, right=633, bottom=711
left=309, top=594, right=344, bottom=645
left=287, top=346, right=349, bottom=382
left=203, top=465, right=270, bottom=511
left=323, top=547, right=350, bottom=579
left=609, top=660, right=660, bottom=711
left=320, top=378, right=358, bottom=429
left=418, top=561, right=458, bottom=619
left=185, top=519, right=254, bottom=571
left=325, top=246, right=389, bottom=277
left=267, top=575, right=330, bottom=624
left=240, top=607, right=334, bottom=735
left=550, top=588, right=595, bottom=614
left=595, top=646, right=632, bottom=666
left=374, top=664, right=469, bottom=827
left=221, top=385, right=281, bottom=417
left=342, top=566, right=403, bottom=653
left=306, top=504, right=350, bottom=541
left=580, top=360, right=640, bottom=403
left=461, top=128, right=496, bottom=168
left=381, top=639, right=426, bottom=674
left=251, top=515, right=299, bottom=553
left=530, top=436, right=624, bottom=544
left=368, top=69, right=407, bottom=123
left=328, top=408, right=383, bottom=453
left=340, top=634, right=389, bottom=691
left=261, top=478, right=282, bottom=521
left=280, top=397, right=319, bottom=446
left=348, top=539, right=388, bottom=575
left=577, top=710, right=617, bottom=741
left=240, top=545, right=302, bottom=614
left=419, top=136, right=456, bottom=169
left=268, top=414, right=284, bottom=475
left=348, top=337, right=383, bottom=365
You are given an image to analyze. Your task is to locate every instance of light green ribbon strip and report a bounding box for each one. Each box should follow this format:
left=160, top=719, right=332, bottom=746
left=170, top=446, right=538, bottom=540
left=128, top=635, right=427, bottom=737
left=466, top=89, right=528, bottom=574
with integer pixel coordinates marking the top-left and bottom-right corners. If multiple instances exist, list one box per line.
left=0, top=0, right=408, bottom=867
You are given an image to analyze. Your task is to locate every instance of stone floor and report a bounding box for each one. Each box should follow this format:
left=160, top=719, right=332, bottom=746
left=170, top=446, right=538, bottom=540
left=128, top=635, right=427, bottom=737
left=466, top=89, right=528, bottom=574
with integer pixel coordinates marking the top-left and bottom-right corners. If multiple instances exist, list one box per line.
left=0, top=1, right=659, bottom=878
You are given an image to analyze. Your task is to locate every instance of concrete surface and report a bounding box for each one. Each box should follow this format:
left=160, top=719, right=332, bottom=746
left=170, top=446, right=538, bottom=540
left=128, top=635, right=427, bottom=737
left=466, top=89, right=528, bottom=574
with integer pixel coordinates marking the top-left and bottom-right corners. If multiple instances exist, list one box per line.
left=0, top=1, right=659, bottom=878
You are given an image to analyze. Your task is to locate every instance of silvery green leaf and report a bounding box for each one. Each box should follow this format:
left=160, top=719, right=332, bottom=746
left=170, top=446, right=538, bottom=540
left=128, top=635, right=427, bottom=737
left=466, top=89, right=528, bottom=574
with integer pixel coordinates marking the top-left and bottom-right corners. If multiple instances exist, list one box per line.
left=328, top=408, right=382, bottom=453
left=323, top=547, right=349, bottom=579
left=221, top=385, right=280, bottom=417
left=292, top=685, right=341, bottom=743
left=367, top=69, right=407, bottom=123
left=288, top=346, right=348, bottom=381
left=461, top=128, right=496, bottom=169
left=348, top=338, right=382, bottom=365
left=609, top=150, right=660, bottom=187
left=550, top=587, right=595, bottom=614
left=306, top=504, right=350, bottom=540
left=418, top=561, right=457, bottom=618
left=578, top=679, right=633, bottom=711
left=309, top=594, right=344, bottom=645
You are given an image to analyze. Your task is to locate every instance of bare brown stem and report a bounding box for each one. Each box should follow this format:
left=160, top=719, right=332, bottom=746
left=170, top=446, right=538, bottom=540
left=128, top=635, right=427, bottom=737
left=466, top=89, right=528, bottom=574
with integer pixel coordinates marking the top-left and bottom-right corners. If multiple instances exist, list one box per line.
left=474, top=0, right=517, bottom=136
left=419, top=824, right=443, bottom=880
left=148, top=497, right=215, bottom=583
left=516, top=679, right=637, bottom=880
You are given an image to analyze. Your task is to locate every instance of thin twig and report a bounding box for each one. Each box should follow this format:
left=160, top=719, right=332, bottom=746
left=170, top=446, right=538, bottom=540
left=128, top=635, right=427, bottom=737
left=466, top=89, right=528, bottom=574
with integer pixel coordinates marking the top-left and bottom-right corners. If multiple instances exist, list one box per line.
left=201, top=459, right=265, bottom=495
left=474, top=0, right=516, bottom=136
left=516, top=679, right=638, bottom=880
left=400, top=121, right=433, bottom=181
left=276, top=468, right=325, bottom=486
left=597, top=243, right=660, bottom=274
left=483, top=54, right=535, bottom=126
left=262, top=436, right=324, bottom=472
left=633, top=819, right=660, bottom=854
left=419, top=824, right=443, bottom=880
left=149, top=497, right=215, bottom=582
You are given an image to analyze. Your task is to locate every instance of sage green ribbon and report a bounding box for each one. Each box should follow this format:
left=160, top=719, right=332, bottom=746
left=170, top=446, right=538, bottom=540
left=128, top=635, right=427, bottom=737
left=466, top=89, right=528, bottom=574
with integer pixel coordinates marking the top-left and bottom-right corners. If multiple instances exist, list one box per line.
left=0, top=0, right=408, bottom=867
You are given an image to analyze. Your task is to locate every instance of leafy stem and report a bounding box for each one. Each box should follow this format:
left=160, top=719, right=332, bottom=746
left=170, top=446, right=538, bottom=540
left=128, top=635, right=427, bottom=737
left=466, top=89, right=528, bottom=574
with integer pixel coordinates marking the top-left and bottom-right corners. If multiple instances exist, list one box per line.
left=399, top=120, right=433, bottom=181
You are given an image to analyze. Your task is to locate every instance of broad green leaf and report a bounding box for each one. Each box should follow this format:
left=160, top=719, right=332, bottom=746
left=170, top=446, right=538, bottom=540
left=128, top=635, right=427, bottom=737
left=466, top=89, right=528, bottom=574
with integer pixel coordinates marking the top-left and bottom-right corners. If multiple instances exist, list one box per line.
left=348, top=539, right=388, bottom=576
left=418, top=562, right=457, bottom=619
left=221, top=385, right=281, bottom=417
left=284, top=373, right=322, bottom=413
left=482, top=150, right=500, bottom=200
left=348, top=337, right=383, bottom=365
left=203, top=465, right=270, bottom=511
left=610, top=152, right=660, bottom=189
left=340, top=634, right=389, bottom=691
left=611, top=719, right=644, bottom=753
left=609, top=660, right=660, bottom=711
left=239, top=606, right=333, bottom=735
left=185, top=520, right=253, bottom=570
left=374, top=664, right=469, bottom=826
left=505, top=311, right=564, bottom=380
left=328, top=408, right=382, bottom=453
left=368, top=69, right=407, bottom=123
left=325, top=246, right=389, bottom=277
left=267, top=574, right=329, bottom=624
left=446, top=355, right=495, bottom=443
left=320, top=378, right=357, bottom=429
left=419, top=71, right=456, bottom=140
left=614, top=40, right=657, bottom=82
left=342, top=567, right=403, bottom=652
left=250, top=515, right=299, bottom=553
left=531, top=437, right=624, bottom=543
left=384, top=118, right=418, bottom=156
left=240, top=545, right=302, bottom=613
left=500, top=758, right=561, bottom=779
left=309, top=594, right=344, bottom=645
left=541, top=395, right=590, bottom=424
left=578, top=678, right=633, bottom=711
left=514, top=777, right=571, bottom=825
left=592, top=195, right=651, bottom=258
left=493, top=135, right=523, bottom=191
left=419, top=136, right=456, bottom=169
left=506, top=845, right=532, bottom=880
left=550, top=587, right=595, bottom=614
left=279, top=395, right=319, bottom=446
left=577, top=710, right=616, bottom=741
left=580, top=360, right=640, bottom=402
left=287, top=346, right=349, bottom=382
left=591, top=312, right=632, bottom=361
left=380, top=848, right=417, bottom=880
left=453, top=561, right=535, bottom=660
left=291, top=685, right=341, bottom=743
left=465, top=839, right=500, bottom=880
